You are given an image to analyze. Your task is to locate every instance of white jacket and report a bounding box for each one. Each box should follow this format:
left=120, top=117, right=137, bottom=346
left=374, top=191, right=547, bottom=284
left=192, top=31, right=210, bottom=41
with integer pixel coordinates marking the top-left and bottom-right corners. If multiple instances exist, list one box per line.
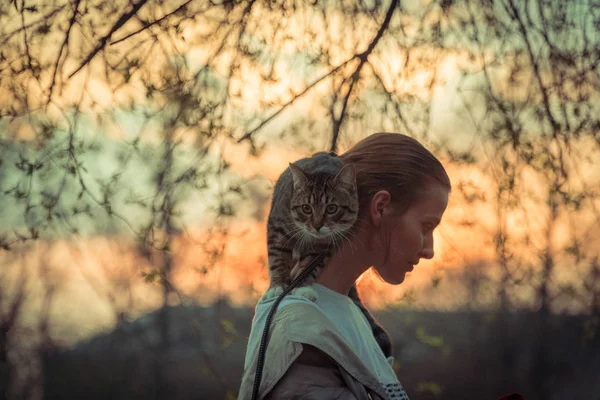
left=238, top=294, right=390, bottom=400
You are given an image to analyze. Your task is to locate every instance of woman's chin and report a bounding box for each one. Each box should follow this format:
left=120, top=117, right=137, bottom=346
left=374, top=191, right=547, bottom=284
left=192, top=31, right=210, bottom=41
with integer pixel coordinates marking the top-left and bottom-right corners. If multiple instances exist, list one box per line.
left=387, top=275, right=407, bottom=285
left=376, top=269, right=408, bottom=285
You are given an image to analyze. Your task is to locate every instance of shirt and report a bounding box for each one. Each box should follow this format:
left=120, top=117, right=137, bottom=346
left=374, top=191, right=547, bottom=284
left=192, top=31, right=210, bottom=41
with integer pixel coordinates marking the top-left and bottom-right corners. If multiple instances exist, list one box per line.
left=244, top=284, right=410, bottom=400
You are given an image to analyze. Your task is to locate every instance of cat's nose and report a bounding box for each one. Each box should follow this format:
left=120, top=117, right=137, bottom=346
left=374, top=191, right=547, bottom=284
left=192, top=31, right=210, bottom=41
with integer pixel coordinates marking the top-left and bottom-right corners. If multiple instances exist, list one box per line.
left=313, top=223, right=323, bottom=232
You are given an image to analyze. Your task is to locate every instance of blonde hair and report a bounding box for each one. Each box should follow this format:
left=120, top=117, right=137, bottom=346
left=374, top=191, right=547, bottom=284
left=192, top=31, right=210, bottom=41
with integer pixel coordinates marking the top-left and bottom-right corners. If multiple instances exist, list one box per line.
left=340, top=132, right=451, bottom=214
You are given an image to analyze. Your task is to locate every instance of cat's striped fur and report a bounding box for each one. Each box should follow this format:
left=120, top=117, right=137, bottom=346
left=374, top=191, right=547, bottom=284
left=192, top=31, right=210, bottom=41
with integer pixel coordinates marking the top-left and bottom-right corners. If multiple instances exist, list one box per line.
left=267, top=152, right=358, bottom=287
left=266, top=151, right=392, bottom=357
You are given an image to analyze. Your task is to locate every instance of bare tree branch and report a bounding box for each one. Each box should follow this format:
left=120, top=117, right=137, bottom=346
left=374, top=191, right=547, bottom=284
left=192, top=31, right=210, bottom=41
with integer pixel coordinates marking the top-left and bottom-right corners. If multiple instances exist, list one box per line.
left=368, top=62, right=414, bottom=136
left=355, top=0, right=399, bottom=63
left=0, top=5, right=66, bottom=47
left=47, top=0, right=82, bottom=105
left=110, top=0, right=193, bottom=46
left=236, top=55, right=356, bottom=143
left=331, top=74, right=359, bottom=152
left=506, top=0, right=559, bottom=135
left=240, top=0, right=399, bottom=147
left=67, top=0, right=148, bottom=79
left=330, top=0, right=399, bottom=151
left=19, top=0, right=32, bottom=71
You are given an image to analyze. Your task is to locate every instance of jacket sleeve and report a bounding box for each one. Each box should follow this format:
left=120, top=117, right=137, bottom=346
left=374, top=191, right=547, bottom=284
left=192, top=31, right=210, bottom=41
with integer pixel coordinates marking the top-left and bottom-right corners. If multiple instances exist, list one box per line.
left=263, top=344, right=358, bottom=400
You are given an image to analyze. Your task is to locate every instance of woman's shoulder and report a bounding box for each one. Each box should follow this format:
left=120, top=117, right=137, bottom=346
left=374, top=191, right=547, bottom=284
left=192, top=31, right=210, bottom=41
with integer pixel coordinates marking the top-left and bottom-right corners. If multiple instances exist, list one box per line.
left=259, top=285, right=320, bottom=305
left=250, top=287, right=349, bottom=365
left=255, top=285, right=359, bottom=341
left=242, top=302, right=388, bottom=400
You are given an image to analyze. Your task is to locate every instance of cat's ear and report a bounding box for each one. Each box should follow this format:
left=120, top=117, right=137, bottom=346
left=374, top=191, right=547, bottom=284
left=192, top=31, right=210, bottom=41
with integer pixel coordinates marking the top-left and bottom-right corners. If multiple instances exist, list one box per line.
left=289, top=163, right=309, bottom=190
left=333, top=164, right=356, bottom=193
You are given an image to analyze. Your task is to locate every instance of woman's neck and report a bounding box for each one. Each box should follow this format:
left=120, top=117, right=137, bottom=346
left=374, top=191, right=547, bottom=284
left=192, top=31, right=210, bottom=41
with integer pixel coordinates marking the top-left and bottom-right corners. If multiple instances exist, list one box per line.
left=316, top=230, right=371, bottom=294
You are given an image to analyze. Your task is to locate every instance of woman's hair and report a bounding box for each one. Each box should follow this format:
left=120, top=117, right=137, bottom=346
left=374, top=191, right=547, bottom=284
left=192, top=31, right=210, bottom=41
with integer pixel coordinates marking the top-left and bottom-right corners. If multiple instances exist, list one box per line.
left=339, top=132, right=451, bottom=215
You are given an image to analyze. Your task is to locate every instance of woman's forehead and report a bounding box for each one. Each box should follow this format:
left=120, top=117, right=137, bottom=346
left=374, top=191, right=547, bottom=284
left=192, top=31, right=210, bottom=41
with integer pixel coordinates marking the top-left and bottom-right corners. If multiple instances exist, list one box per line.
left=411, top=184, right=449, bottom=218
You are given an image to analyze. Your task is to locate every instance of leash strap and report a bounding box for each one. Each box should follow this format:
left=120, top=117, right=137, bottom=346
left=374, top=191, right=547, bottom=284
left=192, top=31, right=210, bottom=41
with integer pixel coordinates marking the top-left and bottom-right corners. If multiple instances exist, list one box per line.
left=251, top=253, right=326, bottom=400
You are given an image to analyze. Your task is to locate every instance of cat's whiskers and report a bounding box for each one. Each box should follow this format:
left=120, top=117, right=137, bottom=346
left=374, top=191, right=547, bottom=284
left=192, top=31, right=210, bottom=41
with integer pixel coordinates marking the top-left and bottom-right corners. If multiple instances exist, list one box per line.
left=328, top=230, right=340, bottom=252
left=285, top=226, right=308, bottom=247
left=296, top=229, right=313, bottom=253
left=334, top=228, right=362, bottom=253
left=346, top=230, right=365, bottom=250
left=328, top=230, right=343, bottom=253
left=338, top=231, right=354, bottom=252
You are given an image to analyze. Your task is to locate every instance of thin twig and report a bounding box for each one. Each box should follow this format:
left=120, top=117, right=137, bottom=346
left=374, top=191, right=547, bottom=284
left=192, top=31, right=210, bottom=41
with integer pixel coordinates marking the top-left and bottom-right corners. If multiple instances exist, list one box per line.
left=368, top=62, right=414, bottom=136
left=236, top=57, right=355, bottom=143
left=0, top=5, right=66, bottom=47
left=47, top=0, right=82, bottom=105
left=110, top=0, right=193, bottom=46
left=506, top=0, right=559, bottom=135
left=19, top=0, right=33, bottom=70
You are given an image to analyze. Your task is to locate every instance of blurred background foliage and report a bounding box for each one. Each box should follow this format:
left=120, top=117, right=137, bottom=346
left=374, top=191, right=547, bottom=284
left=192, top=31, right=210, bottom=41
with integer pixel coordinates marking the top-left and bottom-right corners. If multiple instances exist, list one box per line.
left=1, top=0, right=599, bottom=399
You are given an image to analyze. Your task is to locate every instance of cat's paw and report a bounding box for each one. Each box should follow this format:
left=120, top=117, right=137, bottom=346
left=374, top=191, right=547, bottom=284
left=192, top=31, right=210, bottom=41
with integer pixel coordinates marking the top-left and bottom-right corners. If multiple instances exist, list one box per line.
left=290, top=254, right=322, bottom=282
left=292, top=286, right=318, bottom=302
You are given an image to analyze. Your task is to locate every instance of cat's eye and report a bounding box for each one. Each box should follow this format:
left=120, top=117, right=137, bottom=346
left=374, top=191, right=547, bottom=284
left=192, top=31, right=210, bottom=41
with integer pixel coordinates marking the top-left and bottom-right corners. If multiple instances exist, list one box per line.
left=326, top=204, right=338, bottom=214
left=301, top=204, right=312, bottom=214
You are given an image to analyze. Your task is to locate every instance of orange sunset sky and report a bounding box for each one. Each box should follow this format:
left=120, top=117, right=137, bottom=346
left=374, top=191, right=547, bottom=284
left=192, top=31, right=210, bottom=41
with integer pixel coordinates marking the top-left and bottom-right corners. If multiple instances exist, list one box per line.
left=4, top=135, right=599, bottom=346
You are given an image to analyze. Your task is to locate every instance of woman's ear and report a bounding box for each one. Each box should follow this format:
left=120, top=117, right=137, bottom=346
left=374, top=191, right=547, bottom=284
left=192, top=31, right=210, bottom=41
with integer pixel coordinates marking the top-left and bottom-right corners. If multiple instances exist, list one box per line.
left=369, top=190, right=391, bottom=226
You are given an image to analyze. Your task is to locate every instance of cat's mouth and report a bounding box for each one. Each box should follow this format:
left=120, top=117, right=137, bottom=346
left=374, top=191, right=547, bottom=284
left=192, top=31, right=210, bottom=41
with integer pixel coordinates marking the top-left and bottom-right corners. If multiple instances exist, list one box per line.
left=302, top=227, right=331, bottom=240
left=311, top=225, right=354, bottom=239
left=301, top=225, right=353, bottom=242
left=309, top=230, right=329, bottom=239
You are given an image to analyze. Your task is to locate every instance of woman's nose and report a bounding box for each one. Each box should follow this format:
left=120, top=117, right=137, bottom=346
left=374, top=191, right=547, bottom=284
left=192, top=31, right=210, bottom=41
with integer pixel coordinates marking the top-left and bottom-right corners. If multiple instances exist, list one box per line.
left=420, top=247, right=434, bottom=259
left=419, top=235, right=434, bottom=259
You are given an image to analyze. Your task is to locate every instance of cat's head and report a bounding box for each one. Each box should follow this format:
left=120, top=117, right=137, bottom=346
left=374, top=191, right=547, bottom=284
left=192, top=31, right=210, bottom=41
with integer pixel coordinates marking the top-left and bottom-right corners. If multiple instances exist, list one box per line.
left=288, top=163, right=358, bottom=240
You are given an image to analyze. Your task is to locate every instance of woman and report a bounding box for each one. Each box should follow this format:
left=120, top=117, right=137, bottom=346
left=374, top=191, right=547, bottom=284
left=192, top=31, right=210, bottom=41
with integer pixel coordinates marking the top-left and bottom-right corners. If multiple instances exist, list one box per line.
left=238, top=132, right=451, bottom=400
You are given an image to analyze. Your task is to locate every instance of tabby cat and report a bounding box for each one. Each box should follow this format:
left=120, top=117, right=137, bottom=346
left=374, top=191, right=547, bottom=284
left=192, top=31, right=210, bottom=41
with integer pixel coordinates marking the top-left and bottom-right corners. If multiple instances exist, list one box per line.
left=266, top=151, right=392, bottom=357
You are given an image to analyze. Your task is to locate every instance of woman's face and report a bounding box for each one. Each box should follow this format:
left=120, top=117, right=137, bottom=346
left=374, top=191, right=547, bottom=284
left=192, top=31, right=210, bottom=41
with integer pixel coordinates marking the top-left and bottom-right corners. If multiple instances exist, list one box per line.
left=372, top=184, right=449, bottom=284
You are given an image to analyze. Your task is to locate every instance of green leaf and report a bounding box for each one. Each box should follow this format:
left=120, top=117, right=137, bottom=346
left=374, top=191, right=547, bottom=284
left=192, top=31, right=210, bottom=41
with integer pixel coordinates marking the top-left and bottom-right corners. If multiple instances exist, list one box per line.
left=416, top=381, right=442, bottom=396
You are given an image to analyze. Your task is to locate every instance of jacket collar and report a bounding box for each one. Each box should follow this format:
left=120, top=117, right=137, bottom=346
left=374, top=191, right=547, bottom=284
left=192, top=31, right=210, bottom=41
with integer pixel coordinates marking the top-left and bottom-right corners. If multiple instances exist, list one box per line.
left=278, top=303, right=388, bottom=398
